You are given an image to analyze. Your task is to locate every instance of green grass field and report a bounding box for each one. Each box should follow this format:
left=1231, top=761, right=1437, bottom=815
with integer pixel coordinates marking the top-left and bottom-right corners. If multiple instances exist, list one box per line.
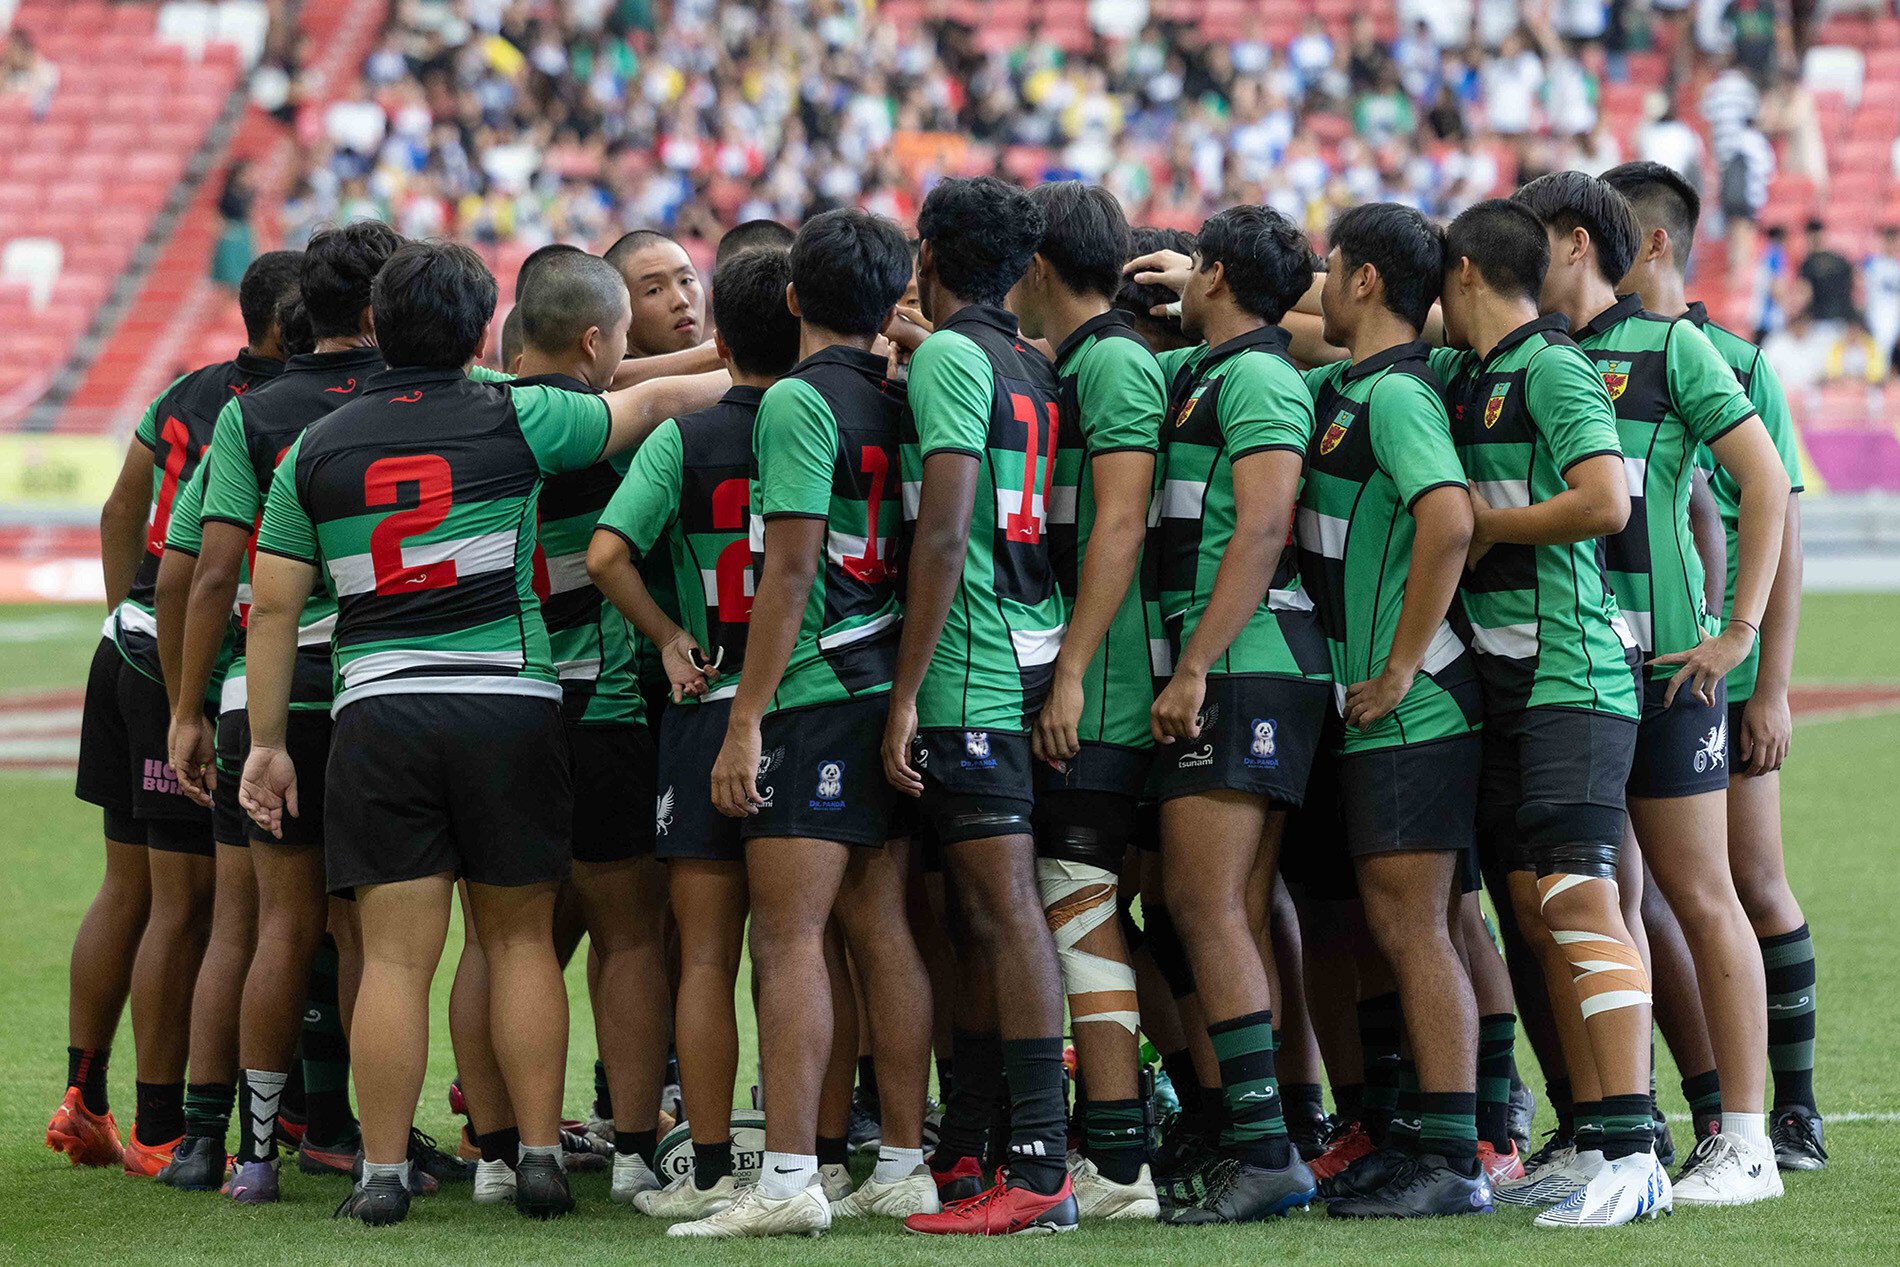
left=2, top=598, right=1896, bottom=1265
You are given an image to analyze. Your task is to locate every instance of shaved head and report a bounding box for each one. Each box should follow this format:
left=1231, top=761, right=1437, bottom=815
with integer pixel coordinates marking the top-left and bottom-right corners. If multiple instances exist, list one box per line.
left=518, top=251, right=631, bottom=356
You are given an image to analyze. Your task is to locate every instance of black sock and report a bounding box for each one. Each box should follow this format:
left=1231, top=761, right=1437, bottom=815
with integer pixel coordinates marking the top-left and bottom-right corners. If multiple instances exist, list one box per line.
left=478, top=1126, right=520, bottom=1167
left=935, top=1054, right=955, bottom=1104
left=1547, top=1076, right=1575, bottom=1140
left=67, top=1046, right=110, bottom=1116
left=1358, top=992, right=1403, bottom=1145
left=617, top=1127, right=658, bottom=1169
left=1600, top=1093, right=1655, bottom=1161
left=301, top=935, right=355, bottom=1145
left=1761, top=924, right=1819, bottom=1113
left=1160, top=1049, right=1202, bottom=1116
left=1000, top=1036, right=1068, bottom=1195
left=593, top=1058, right=612, bottom=1122
left=183, top=1080, right=235, bottom=1142
left=1283, top=1081, right=1325, bottom=1126
left=817, top=1134, right=849, bottom=1167
left=1207, top=1010, right=1291, bottom=1170
left=934, top=1030, right=1001, bottom=1168
left=693, top=1139, right=732, bottom=1188
left=1681, top=1068, right=1722, bottom=1141
left=1333, top=1081, right=1365, bottom=1124
left=1476, top=1013, right=1515, bottom=1151
left=279, top=1057, right=305, bottom=1118
left=134, top=1081, right=185, bottom=1146
left=1082, top=1098, right=1148, bottom=1184
left=857, top=1055, right=879, bottom=1106
left=1419, top=1090, right=1479, bottom=1174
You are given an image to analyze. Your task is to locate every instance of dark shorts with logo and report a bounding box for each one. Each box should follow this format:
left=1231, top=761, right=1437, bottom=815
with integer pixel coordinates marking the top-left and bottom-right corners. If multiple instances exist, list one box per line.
left=325, top=693, right=572, bottom=893
left=1477, top=706, right=1637, bottom=868
left=75, top=636, right=213, bottom=854
left=1340, top=732, right=1481, bottom=859
left=1279, top=733, right=1360, bottom=901
left=1152, top=673, right=1330, bottom=806
left=250, top=708, right=333, bottom=848
left=213, top=707, right=249, bottom=848
left=567, top=722, right=657, bottom=865
left=743, top=694, right=896, bottom=849
left=654, top=698, right=745, bottom=864
left=913, top=726, right=1036, bottom=847
left=1628, top=675, right=1730, bottom=800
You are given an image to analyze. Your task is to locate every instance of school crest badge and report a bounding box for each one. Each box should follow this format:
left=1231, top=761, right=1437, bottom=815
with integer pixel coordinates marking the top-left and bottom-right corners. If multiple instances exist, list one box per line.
left=1483, top=381, right=1510, bottom=429
left=1319, top=409, right=1353, bottom=455
left=1599, top=360, right=1632, bottom=401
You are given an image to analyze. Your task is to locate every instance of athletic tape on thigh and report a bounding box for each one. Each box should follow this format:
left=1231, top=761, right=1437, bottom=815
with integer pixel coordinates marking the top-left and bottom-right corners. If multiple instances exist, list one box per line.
left=1037, top=856, right=1139, bottom=1033
left=1536, top=874, right=1651, bottom=1020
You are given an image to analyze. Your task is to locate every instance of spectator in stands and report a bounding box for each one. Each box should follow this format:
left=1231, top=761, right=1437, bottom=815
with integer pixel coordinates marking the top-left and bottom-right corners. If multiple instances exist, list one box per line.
left=1, top=28, right=58, bottom=118
left=1799, top=219, right=1857, bottom=325
left=212, top=163, right=259, bottom=291
left=1863, top=225, right=1900, bottom=375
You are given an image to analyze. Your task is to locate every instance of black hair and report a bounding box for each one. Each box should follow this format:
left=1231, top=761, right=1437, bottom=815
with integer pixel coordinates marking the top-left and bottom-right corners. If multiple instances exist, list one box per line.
left=1027, top=181, right=1131, bottom=299
left=371, top=240, right=499, bottom=369
left=1327, top=202, right=1443, bottom=329
left=237, top=249, right=303, bottom=348
left=1602, top=161, right=1702, bottom=273
left=518, top=251, right=628, bottom=356
left=1444, top=199, right=1550, bottom=306
left=1512, top=171, right=1640, bottom=288
left=716, top=218, right=798, bottom=266
left=711, top=249, right=799, bottom=377
left=274, top=292, right=316, bottom=357
left=1115, top=226, right=1195, bottom=336
left=498, top=305, right=524, bottom=369
left=515, top=242, right=585, bottom=300
left=301, top=220, right=405, bottom=339
left=788, top=208, right=912, bottom=337
left=917, top=176, right=1046, bottom=307
left=1194, top=205, right=1318, bottom=323
left=602, top=228, right=676, bottom=271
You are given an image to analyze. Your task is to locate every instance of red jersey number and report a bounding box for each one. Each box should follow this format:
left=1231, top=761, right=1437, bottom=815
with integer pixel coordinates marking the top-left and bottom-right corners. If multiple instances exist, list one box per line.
left=365, top=455, right=457, bottom=594
left=1004, top=392, right=1058, bottom=544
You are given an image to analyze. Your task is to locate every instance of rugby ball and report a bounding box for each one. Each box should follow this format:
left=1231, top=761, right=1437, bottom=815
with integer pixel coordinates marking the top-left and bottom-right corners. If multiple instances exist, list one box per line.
left=652, top=1107, right=943, bottom=1182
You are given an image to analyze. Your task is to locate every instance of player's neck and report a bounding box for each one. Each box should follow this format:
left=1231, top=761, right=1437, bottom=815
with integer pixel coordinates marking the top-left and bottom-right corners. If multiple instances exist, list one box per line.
left=798, top=324, right=877, bottom=362
left=1197, top=302, right=1263, bottom=351
left=1555, top=272, right=1622, bottom=336
left=1467, top=295, right=1543, bottom=360
left=314, top=334, right=374, bottom=355
left=515, top=348, right=601, bottom=389
left=1637, top=269, right=1689, bottom=320
left=1344, top=308, right=1419, bottom=366
left=1035, top=289, right=1111, bottom=357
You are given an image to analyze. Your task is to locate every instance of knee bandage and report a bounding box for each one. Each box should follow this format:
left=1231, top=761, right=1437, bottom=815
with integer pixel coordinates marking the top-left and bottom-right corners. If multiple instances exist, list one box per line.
left=1536, top=873, right=1651, bottom=1020
left=1038, top=857, right=1139, bottom=1033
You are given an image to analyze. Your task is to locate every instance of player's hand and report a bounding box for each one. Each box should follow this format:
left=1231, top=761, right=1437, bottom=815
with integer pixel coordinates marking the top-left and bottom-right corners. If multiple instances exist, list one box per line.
left=1738, top=688, right=1792, bottom=776
left=1031, top=672, right=1084, bottom=763
left=661, top=631, right=714, bottom=703
left=1650, top=624, right=1753, bottom=709
left=1465, top=483, right=1495, bottom=571
left=1123, top=249, right=1193, bottom=312
left=882, top=696, right=923, bottom=797
left=238, top=744, right=297, bottom=839
left=710, top=720, right=764, bottom=818
left=1150, top=668, right=1206, bottom=745
left=885, top=305, right=931, bottom=350
left=1345, top=666, right=1414, bottom=732
left=167, top=711, right=216, bottom=808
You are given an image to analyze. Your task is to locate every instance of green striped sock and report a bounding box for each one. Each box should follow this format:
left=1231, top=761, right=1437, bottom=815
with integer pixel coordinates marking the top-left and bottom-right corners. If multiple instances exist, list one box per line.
left=1419, top=1091, right=1478, bottom=1167
left=1476, top=1014, right=1515, bottom=1150
left=184, top=1081, right=234, bottom=1142
left=1082, top=1098, right=1148, bottom=1184
left=1207, top=1010, right=1289, bottom=1168
left=1573, top=1100, right=1605, bottom=1154
left=1389, top=1058, right=1422, bottom=1149
left=1761, top=925, right=1818, bottom=1112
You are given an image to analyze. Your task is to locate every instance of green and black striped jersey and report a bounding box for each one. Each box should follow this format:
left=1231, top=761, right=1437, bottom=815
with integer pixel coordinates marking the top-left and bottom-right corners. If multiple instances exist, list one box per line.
left=254, top=366, right=611, bottom=714
left=1430, top=319, right=1639, bottom=719
left=1152, top=327, right=1328, bottom=684
left=1571, top=295, right=1758, bottom=676
left=595, top=386, right=763, bottom=707
left=514, top=372, right=643, bottom=729
left=201, top=347, right=379, bottom=709
left=1684, top=303, right=1805, bottom=704
left=1297, top=343, right=1481, bottom=754
left=902, top=306, right=1069, bottom=733
left=752, top=348, right=905, bottom=715
left=1047, top=311, right=1166, bottom=749
left=158, top=461, right=233, bottom=706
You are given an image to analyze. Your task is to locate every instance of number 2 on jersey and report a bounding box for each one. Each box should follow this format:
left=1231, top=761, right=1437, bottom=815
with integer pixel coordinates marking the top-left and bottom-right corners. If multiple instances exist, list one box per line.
left=365, top=454, right=456, bottom=593
left=710, top=476, right=753, bottom=622
left=1005, top=392, right=1058, bottom=544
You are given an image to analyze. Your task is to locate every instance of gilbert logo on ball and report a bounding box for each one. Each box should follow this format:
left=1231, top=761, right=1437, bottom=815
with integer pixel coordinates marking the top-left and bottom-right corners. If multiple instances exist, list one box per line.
left=653, top=1109, right=769, bottom=1184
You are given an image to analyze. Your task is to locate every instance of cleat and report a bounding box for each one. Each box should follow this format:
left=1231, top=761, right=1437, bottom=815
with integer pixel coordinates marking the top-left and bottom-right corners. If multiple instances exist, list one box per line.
left=1309, top=1120, right=1377, bottom=1182
left=1507, top=1080, right=1537, bottom=1150
left=610, top=1151, right=662, bottom=1202
left=1653, top=1112, right=1676, bottom=1169
left=1479, top=1139, right=1526, bottom=1186
left=1328, top=1154, right=1492, bottom=1219
left=927, top=1154, right=985, bottom=1204
left=473, top=1158, right=516, bottom=1204
left=561, top=1126, right=612, bottom=1172
left=1771, top=1107, right=1827, bottom=1171
left=222, top=1158, right=281, bottom=1204
left=1161, top=1157, right=1316, bottom=1225
left=1152, top=1118, right=1222, bottom=1209
left=1522, top=1130, right=1573, bottom=1173
left=275, top=1108, right=307, bottom=1151
left=831, top=1166, right=943, bottom=1218
left=298, top=1137, right=360, bottom=1178
left=818, top=1162, right=854, bottom=1203
left=904, top=1173, right=1079, bottom=1235
left=335, top=1173, right=410, bottom=1226
left=1067, top=1156, right=1160, bottom=1221
left=447, top=1078, right=466, bottom=1118
left=636, top=1172, right=737, bottom=1218
left=157, top=1134, right=229, bottom=1191
left=121, top=1132, right=181, bottom=1178
left=46, top=1088, right=125, bottom=1168
left=1672, top=1132, right=1784, bottom=1206
left=407, top=1127, right=474, bottom=1184
left=514, top=1153, right=575, bottom=1219
left=350, top=1150, right=438, bottom=1195
left=1286, top=1109, right=1335, bottom=1162
left=1317, top=1145, right=1407, bottom=1200
left=1497, top=1146, right=1602, bottom=1208
left=1536, top=1150, right=1671, bottom=1228
left=582, top=1112, right=615, bottom=1147
left=847, top=1087, right=882, bottom=1153
left=670, top=1182, right=830, bottom=1237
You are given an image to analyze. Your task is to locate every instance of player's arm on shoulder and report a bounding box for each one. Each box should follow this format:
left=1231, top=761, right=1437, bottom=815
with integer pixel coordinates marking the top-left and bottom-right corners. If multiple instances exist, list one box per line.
left=242, top=456, right=319, bottom=837
left=601, top=369, right=731, bottom=458
left=610, top=341, right=724, bottom=389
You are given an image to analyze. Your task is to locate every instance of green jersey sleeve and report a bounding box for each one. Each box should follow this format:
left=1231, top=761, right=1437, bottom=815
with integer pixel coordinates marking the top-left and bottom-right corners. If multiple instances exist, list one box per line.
left=1426, top=347, right=1476, bottom=385
left=1668, top=321, right=1757, bottom=446
left=199, top=397, right=258, bottom=527
left=1368, top=373, right=1465, bottom=507
left=164, top=462, right=208, bottom=555
left=254, top=435, right=318, bottom=563
left=1154, top=344, right=1207, bottom=389
left=1747, top=350, right=1804, bottom=491
left=512, top=384, right=611, bottom=476
left=1300, top=360, right=1350, bottom=400
left=1076, top=337, right=1164, bottom=453
left=908, top=329, right=995, bottom=458
left=756, top=378, right=840, bottom=519
left=596, top=419, right=685, bottom=561
left=1525, top=343, right=1623, bottom=473
left=1218, top=352, right=1314, bottom=458
left=467, top=365, right=515, bottom=383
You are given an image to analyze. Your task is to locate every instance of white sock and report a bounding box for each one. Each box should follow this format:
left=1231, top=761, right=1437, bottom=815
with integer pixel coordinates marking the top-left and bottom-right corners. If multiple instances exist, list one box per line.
left=519, top=1142, right=564, bottom=1168
left=874, top=1145, right=925, bottom=1184
left=757, top=1151, right=817, bottom=1200
left=362, top=1158, right=411, bottom=1188
left=1721, top=1112, right=1769, bottom=1147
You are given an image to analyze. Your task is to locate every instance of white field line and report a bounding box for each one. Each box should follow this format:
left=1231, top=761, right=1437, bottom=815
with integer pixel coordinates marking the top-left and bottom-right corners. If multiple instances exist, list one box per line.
left=1663, top=1111, right=1900, bottom=1123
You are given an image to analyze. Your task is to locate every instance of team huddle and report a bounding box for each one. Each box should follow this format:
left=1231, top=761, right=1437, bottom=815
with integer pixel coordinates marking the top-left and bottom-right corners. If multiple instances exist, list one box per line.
left=46, top=159, right=1824, bottom=1237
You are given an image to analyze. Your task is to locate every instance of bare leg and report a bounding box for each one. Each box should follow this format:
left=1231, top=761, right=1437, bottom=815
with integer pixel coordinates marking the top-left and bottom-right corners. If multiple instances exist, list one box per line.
left=1355, top=851, right=1475, bottom=1097
left=573, top=856, right=670, bottom=1143
left=186, top=843, right=258, bottom=1087
left=467, top=881, right=568, bottom=1149
left=353, top=873, right=454, bottom=1164
left=819, top=918, right=858, bottom=1146
left=836, top=839, right=930, bottom=1149
left=449, top=896, right=513, bottom=1139
left=69, top=836, right=151, bottom=1050
left=746, top=838, right=850, bottom=1155
left=131, top=848, right=215, bottom=1085
left=669, top=859, right=747, bottom=1146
